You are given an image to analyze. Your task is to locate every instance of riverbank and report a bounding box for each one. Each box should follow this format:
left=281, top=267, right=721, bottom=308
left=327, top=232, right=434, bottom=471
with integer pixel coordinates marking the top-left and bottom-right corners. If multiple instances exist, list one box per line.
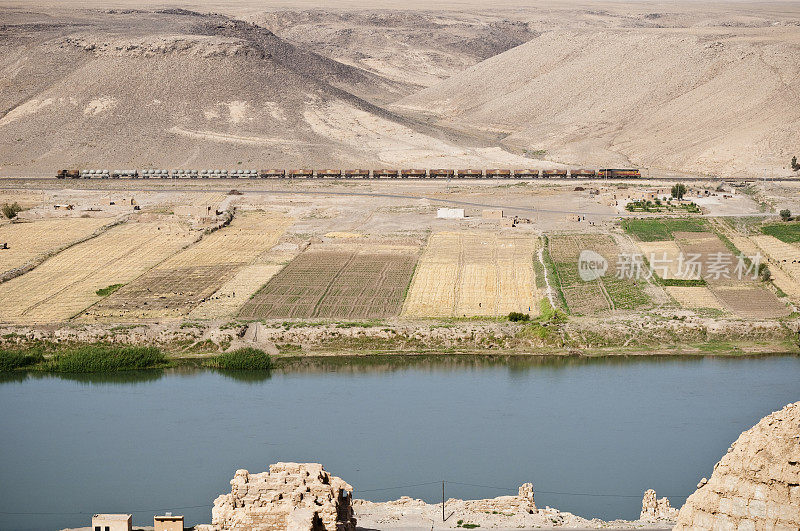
left=1, top=313, right=798, bottom=373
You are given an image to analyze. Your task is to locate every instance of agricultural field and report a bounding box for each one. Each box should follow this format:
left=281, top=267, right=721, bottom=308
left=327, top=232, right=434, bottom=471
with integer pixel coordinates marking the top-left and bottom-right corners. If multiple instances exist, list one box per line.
left=621, top=218, right=708, bottom=242
left=240, top=248, right=418, bottom=319
left=548, top=234, right=650, bottom=315
left=711, top=285, right=790, bottom=319
left=0, top=217, right=111, bottom=276
left=673, top=231, right=740, bottom=283
left=760, top=222, right=800, bottom=243
left=0, top=220, right=196, bottom=323
left=665, top=286, right=726, bottom=311
left=636, top=241, right=686, bottom=279
left=85, top=211, right=290, bottom=320
left=402, top=231, right=538, bottom=318
left=189, top=248, right=298, bottom=319
left=748, top=235, right=800, bottom=300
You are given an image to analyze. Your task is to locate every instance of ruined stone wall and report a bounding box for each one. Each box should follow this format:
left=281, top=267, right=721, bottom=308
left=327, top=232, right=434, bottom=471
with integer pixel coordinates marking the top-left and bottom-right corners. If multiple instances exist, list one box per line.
left=674, top=402, right=800, bottom=530
left=640, top=489, right=678, bottom=521
left=202, top=462, right=356, bottom=531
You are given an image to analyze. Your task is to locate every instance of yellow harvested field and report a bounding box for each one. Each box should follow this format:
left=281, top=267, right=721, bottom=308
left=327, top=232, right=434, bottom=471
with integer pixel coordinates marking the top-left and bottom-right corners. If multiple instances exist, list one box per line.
left=86, top=211, right=291, bottom=319
left=665, top=286, right=726, bottom=311
left=0, top=221, right=196, bottom=323
left=0, top=217, right=110, bottom=276
left=402, top=231, right=538, bottom=317
left=636, top=241, right=686, bottom=279
left=750, top=235, right=800, bottom=299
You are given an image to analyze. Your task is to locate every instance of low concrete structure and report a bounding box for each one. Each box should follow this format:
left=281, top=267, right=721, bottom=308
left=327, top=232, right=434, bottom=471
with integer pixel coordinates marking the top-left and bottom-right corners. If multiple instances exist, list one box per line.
left=437, top=208, right=465, bottom=219
left=91, top=513, right=132, bottom=531
left=154, top=513, right=184, bottom=531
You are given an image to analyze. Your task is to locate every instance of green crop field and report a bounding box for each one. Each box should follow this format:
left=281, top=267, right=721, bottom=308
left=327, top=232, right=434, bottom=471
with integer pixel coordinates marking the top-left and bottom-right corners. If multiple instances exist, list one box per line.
left=622, top=218, right=709, bottom=241
left=761, top=223, right=800, bottom=243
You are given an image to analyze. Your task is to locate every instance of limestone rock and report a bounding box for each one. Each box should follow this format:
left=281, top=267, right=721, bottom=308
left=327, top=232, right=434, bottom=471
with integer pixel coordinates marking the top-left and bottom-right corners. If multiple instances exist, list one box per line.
left=206, top=462, right=356, bottom=531
left=640, top=489, right=678, bottom=521
left=675, top=401, right=800, bottom=530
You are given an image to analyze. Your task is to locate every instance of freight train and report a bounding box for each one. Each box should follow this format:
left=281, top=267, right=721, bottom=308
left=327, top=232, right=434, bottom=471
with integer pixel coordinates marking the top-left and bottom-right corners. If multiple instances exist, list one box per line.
left=55, top=168, right=641, bottom=180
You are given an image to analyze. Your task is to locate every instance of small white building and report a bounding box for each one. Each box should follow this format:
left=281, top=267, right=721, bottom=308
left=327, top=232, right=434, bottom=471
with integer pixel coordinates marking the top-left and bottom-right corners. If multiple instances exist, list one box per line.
left=92, top=513, right=132, bottom=531
left=437, top=207, right=465, bottom=219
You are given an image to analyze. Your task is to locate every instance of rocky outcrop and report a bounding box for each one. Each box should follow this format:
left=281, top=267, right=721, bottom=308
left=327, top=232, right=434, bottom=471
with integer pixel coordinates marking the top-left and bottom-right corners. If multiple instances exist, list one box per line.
left=640, top=489, right=678, bottom=521
left=201, top=463, right=356, bottom=531
left=674, top=402, right=800, bottom=530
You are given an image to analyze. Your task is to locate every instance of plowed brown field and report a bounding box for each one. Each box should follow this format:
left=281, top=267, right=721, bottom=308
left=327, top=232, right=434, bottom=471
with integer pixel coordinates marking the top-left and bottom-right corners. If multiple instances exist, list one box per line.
left=239, top=249, right=417, bottom=319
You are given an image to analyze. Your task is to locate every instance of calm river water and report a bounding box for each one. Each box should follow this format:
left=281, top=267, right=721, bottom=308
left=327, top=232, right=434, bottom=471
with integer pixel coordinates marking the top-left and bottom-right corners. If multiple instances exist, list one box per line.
left=1, top=355, right=798, bottom=530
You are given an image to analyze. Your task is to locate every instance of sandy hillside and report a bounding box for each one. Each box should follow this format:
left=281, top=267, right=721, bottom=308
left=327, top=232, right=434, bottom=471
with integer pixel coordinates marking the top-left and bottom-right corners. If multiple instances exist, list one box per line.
left=393, top=8, right=800, bottom=177
left=0, top=7, right=529, bottom=174
left=249, top=10, right=537, bottom=89
left=1, top=2, right=800, bottom=176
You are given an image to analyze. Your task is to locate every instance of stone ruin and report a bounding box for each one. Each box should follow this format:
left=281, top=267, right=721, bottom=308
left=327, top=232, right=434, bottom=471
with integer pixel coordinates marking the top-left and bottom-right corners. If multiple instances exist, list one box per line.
left=461, top=482, right=537, bottom=514
left=674, top=401, right=800, bottom=530
left=639, top=488, right=678, bottom=521
left=198, top=463, right=356, bottom=531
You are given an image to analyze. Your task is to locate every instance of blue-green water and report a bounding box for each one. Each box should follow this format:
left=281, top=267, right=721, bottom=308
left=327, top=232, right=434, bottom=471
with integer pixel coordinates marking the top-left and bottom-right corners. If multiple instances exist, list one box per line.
left=0, top=355, right=798, bottom=530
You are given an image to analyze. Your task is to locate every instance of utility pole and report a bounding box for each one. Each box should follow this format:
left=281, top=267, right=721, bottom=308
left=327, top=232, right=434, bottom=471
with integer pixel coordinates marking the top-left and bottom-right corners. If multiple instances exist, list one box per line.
left=442, top=481, right=445, bottom=521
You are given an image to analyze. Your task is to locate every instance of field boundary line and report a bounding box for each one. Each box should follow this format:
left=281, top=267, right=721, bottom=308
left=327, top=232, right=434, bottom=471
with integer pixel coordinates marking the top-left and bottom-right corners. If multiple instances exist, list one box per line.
left=537, top=247, right=556, bottom=309
left=310, top=251, right=357, bottom=318
left=545, top=235, right=570, bottom=313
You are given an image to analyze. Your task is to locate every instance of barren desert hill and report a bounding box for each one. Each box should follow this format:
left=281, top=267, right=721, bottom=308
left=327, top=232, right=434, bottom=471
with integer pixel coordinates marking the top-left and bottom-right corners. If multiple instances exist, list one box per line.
left=247, top=10, right=537, bottom=89
left=393, top=17, right=800, bottom=177
left=3, top=2, right=800, bottom=176
left=1, top=7, right=536, bottom=174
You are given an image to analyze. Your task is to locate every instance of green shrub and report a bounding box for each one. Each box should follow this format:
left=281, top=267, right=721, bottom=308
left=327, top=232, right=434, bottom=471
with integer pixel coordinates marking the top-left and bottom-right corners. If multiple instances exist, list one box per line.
left=96, top=283, right=124, bottom=296
left=44, top=345, right=166, bottom=373
left=207, top=348, right=271, bottom=370
left=657, top=278, right=707, bottom=287
left=1, top=202, right=22, bottom=219
left=507, top=311, right=530, bottom=322
left=0, top=347, right=45, bottom=371
left=780, top=209, right=792, bottom=222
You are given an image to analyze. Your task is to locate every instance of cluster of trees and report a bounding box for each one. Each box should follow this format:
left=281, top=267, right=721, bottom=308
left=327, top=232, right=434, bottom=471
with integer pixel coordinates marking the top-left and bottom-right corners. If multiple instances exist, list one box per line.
left=671, top=183, right=687, bottom=200
left=792, top=156, right=800, bottom=172
left=780, top=209, right=792, bottom=221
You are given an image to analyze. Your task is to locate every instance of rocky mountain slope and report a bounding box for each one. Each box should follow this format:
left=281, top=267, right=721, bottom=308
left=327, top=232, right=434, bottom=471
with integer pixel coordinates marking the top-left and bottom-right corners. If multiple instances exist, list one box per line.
left=2, top=3, right=800, bottom=176
left=0, top=8, right=538, bottom=174
left=394, top=24, right=800, bottom=177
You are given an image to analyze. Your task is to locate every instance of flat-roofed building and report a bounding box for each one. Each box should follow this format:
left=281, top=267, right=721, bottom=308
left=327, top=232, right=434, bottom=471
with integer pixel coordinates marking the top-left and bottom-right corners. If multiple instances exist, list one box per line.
left=92, top=513, right=132, bottom=531
left=154, top=512, right=184, bottom=531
